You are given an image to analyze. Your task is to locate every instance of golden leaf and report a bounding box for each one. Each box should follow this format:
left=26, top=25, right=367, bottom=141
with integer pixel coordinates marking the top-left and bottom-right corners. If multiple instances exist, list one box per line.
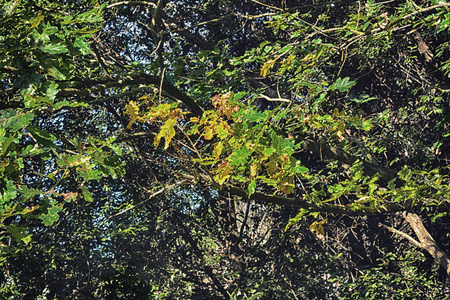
left=214, top=162, right=232, bottom=185
left=125, top=101, right=140, bottom=117
left=213, top=142, right=224, bottom=159
left=309, top=218, right=328, bottom=240
left=250, top=163, right=258, bottom=178
left=260, top=59, right=276, bottom=77
left=336, top=122, right=345, bottom=141
left=203, top=127, right=214, bottom=140
left=124, top=101, right=141, bottom=129
left=153, top=118, right=177, bottom=149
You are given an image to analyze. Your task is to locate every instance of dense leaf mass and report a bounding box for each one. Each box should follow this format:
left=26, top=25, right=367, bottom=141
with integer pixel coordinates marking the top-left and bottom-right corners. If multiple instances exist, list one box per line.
left=1, top=0, right=450, bottom=298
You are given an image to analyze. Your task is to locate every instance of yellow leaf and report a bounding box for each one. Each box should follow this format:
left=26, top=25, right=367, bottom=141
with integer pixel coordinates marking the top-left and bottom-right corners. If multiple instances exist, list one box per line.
left=265, top=157, right=278, bottom=175
left=213, top=142, right=224, bottom=159
left=153, top=118, right=177, bottom=149
left=126, top=118, right=138, bottom=129
left=260, top=59, right=276, bottom=77
left=214, top=162, right=232, bottom=185
left=30, top=14, right=44, bottom=29
left=168, top=108, right=185, bottom=119
left=125, top=101, right=141, bottom=129
left=336, top=122, right=345, bottom=141
left=203, top=127, right=214, bottom=140
left=309, top=218, right=328, bottom=240
left=279, top=181, right=295, bottom=195
left=125, top=101, right=140, bottom=117
left=250, top=163, right=258, bottom=178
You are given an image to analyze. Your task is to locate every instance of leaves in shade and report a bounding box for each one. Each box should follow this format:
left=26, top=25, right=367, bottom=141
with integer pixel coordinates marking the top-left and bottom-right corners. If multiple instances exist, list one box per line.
left=27, top=126, right=56, bottom=148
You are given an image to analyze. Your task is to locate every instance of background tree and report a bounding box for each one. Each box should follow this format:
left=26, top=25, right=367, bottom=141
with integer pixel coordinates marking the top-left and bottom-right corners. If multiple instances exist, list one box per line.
left=1, top=0, right=450, bottom=299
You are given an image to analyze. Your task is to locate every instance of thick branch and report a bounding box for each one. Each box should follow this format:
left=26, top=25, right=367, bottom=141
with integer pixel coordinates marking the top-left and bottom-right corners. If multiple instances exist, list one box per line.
left=223, top=185, right=406, bottom=215
left=57, top=73, right=204, bottom=116
left=378, top=222, right=422, bottom=247
left=404, top=212, right=450, bottom=275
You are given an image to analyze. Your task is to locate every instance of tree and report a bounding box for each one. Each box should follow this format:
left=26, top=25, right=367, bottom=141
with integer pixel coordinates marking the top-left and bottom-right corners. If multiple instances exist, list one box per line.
left=1, top=0, right=450, bottom=298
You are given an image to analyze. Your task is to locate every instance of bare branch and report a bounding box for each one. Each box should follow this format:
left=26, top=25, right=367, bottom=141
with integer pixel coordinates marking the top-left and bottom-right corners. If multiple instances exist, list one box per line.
left=106, top=1, right=157, bottom=9
left=379, top=222, right=421, bottom=247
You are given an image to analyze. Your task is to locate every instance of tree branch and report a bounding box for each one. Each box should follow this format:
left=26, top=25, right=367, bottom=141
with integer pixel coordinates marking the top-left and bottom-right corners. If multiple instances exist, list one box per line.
left=222, top=184, right=407, bottom=215
left=403, top=212, right=450, bottom=275
left=57, top=73, right=204, bottom=116
left=378, top=222, right=422, bottom=247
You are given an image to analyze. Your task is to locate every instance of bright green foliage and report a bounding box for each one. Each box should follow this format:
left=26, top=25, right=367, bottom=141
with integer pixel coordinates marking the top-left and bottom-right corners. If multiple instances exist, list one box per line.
left=0, top=0, right=123, bottom=248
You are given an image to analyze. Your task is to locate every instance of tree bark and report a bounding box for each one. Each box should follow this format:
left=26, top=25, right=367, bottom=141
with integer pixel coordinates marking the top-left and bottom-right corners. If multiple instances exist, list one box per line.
left=403, top=212, right=450, bottom=275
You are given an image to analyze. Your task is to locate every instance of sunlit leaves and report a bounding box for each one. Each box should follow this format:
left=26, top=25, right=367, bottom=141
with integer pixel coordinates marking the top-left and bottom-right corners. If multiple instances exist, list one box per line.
left=39, top=43, right=68, bottom=54
left=30, top=23, right=58, bottom=44
left=229, top=148, right=253, bottom=166
left=248, top=179, right=256, bottom=197
left=80, top=186, right=93, bottom=202
left=260, top=58, right=277, bottom=77
left=214, top=162, right=232, bottom=185
left=27, top=126, right=56, bottom=148
left=124, top=101, right=187, bottom=149
left=328, top=77, right=356, bottom=92
left=154, top=118, right=177, bottom=149
left=75, top=7, right=104, bottom=23
left=0, top=180, right=17, bottom=204
left=38, top=200, right=64, bottom=226
left=0, top=109, right=34, bottom=132
left=62, top=192, right=77, bottom=202
left=309, top=218, right=327, bottom=241
left=124, top=101, right=142, bottom=129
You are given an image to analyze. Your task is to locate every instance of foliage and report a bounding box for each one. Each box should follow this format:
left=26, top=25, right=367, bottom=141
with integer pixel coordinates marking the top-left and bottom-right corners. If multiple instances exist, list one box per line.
left=340, top=251, right=445, bottom=299
left=1, top=0, right=450, bottom=298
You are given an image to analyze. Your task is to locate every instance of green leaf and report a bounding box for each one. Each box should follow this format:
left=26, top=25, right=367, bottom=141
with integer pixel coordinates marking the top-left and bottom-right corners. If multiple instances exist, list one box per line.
left=48, top=66, right=67, bottom=80
left=78, top=164, right=103, bottom=181
left=0, top=109, right=35, bottom=131
left=38, top=201, right=63, bottom=226
left=348, top=94, right=376, bottom=104
left=30, top=23, right=58, bottom=43
left=398, top=166, right=411, bottom=182
left=291, top=160, right=309, bottom=174
left=229, top=148, right=253, bottom=166
left=53, top=100, right=88, bottom=110
left=76, top=8, right=103, bottom=23
left=0, top=180, right=17, bottom=204
left=248, top=179, right=256, bottom=197
left=329, top=77, right=356, bottom=92
left=351, top=117, right=373, bottom=131
left=74, top=36, right=92, bottom=55
left=7, top=225, right=32, bottom=244
left=430, top=212, right=447, bottom=222
left=17, top=186, right=41, bottom=200
left=46, top=83, right=59, bottom=101
left=27, top=126, right=56, bottom=148
left=40, top=43, right=68, bottom=54
left=242, top=109, right=268, bottom=122
left=81, top=186, right=93, bottom=202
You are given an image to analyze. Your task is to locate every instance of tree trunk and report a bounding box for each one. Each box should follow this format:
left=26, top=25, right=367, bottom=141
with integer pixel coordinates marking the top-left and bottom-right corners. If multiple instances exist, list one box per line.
left=403, top=212, right=450, bottom=275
